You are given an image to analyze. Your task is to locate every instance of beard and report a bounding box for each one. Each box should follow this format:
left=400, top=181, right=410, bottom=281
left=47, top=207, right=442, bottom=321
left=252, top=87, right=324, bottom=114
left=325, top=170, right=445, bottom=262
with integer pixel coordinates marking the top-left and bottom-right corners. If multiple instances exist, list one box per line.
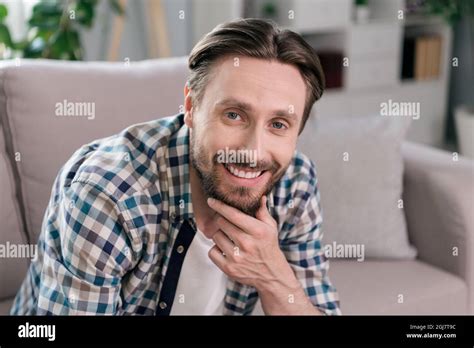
left=189, top=135, right=285, bottom=217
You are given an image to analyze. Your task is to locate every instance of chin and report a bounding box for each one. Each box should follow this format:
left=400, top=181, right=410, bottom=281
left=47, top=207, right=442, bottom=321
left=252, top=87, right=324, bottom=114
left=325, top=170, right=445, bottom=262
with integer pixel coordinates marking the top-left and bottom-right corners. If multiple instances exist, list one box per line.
left=213, top=185, right=263, bottom=216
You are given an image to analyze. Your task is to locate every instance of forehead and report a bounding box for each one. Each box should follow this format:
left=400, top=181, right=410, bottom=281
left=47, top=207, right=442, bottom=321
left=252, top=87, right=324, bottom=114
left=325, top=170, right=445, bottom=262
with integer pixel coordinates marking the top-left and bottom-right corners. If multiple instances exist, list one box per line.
left=204, top=56, right=307, bottom=116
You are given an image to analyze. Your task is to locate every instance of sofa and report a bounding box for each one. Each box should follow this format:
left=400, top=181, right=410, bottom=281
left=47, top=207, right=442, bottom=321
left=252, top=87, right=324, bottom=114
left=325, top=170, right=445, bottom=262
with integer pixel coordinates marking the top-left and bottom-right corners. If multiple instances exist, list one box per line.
left=0, top=57, right=473, bottom=315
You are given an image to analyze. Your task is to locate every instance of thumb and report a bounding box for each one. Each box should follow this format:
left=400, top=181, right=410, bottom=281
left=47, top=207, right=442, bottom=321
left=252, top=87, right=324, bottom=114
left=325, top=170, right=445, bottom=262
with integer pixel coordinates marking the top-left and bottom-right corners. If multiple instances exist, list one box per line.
left=255, top=195, right=275, bottom=226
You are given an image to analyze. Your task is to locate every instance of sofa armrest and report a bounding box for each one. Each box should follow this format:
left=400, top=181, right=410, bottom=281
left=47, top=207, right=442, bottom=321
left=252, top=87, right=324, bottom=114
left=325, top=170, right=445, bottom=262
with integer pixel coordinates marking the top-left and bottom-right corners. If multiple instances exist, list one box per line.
left=402, top=141, right=474, bottom=313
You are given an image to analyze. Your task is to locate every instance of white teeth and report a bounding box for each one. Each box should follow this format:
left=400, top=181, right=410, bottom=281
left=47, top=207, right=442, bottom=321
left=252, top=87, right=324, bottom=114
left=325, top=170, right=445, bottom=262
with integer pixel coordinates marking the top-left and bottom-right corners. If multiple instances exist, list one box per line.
left=226, top=164, right=262, bottom=179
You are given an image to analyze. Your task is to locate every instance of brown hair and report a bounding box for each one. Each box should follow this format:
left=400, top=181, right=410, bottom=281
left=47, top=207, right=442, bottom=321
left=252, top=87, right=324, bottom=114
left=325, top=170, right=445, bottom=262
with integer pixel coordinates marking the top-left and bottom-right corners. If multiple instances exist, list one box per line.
left=187, top=18, right=325, bottom=133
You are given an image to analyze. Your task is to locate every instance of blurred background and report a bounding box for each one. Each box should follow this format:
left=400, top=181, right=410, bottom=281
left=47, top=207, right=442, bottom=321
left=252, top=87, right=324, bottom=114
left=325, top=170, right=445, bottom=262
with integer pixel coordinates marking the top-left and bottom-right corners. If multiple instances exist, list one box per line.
left=0, top=0, right=473, bottom=316
left=0, top=0, right=472, bottom=154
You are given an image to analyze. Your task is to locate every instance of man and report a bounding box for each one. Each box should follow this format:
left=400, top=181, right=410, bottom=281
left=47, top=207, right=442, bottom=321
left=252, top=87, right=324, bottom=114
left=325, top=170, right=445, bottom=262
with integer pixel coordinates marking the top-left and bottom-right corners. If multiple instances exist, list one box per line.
left=11, top=18, right=340, bottom=315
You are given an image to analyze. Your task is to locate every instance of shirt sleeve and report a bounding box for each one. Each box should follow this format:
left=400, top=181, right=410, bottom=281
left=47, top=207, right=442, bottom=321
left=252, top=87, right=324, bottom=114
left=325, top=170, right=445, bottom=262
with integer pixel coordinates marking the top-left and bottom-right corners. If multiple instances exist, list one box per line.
left=15, top=180, right=133, bottom=315
left=278, top=160, right=342, bottom=316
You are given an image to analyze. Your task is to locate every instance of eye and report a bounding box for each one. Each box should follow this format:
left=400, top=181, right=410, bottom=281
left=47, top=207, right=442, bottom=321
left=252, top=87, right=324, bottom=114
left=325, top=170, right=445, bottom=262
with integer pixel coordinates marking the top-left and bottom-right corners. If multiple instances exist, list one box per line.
left=225, top=111, right=242, bottom=121
left=271, top=121, right=287, bottom=130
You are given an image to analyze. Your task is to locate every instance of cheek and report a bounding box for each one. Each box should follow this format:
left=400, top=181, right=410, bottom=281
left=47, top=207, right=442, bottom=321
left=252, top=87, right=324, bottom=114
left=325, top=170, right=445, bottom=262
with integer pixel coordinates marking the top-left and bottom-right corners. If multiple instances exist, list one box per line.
left=268, top=139, right=297, bottom=168
left=275, top=152, right=294, bottom=170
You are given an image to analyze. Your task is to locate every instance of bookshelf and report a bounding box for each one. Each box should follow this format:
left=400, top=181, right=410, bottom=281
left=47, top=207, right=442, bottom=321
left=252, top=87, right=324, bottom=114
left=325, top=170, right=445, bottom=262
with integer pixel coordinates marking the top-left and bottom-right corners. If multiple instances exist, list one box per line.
left=191, top=0, right=453, bottom=148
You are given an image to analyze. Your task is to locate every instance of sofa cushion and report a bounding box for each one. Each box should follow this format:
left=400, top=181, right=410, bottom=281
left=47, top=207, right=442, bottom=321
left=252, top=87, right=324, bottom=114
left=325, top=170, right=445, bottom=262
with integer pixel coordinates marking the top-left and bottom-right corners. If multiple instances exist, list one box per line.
left=329, top=259, right=468, bottom=314
left=0, top=297, right=14, bottom=315
left=0, top=57, right=188, bottom=241
left=0, top=127, right=29, bottom=301
left=402, top=142, right=474, bottom=313
left=298, top=115, right=417, bottom=259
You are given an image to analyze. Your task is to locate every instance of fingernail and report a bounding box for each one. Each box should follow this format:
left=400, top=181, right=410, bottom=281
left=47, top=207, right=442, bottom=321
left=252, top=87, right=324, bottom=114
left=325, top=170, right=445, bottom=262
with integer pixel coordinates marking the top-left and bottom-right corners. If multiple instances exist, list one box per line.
left=207, top=197, right=215, bottom=205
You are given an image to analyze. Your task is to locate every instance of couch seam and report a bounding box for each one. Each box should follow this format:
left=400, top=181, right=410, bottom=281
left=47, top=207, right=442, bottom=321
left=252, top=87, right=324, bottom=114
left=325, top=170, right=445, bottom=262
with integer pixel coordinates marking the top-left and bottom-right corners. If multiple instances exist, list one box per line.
left=0, top=66, right=32, bottom=245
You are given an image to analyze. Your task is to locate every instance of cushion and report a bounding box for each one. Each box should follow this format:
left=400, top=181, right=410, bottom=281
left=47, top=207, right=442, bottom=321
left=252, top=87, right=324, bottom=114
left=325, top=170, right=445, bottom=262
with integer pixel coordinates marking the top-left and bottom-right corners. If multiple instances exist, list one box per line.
left=0, top=297, right=14, bottom=315
left=329, top=260, right=467, bottom=314
left=0, top=57, right=189, bottom=242
left=298, top=115, right=417, bottom=259
left=0, top=126, right=29, bottom=300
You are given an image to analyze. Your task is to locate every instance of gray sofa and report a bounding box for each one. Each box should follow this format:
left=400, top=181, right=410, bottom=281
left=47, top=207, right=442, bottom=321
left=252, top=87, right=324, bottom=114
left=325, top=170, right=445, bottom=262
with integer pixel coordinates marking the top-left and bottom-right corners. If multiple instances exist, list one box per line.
left=0, top=57, right=473, bottom=315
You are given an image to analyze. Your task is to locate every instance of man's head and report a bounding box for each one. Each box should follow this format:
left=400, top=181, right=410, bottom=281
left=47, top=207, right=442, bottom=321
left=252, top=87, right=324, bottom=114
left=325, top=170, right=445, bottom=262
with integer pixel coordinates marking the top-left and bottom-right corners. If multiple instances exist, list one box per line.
left=184, top=18, right=325, bottom=216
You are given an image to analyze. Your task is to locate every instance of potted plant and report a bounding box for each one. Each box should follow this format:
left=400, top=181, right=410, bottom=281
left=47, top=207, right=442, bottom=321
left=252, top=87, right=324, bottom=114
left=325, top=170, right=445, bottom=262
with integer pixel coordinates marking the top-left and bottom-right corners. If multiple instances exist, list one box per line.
left=354, top=0, right=370, bottom=24
left=0, top=0, right=123, bottom=60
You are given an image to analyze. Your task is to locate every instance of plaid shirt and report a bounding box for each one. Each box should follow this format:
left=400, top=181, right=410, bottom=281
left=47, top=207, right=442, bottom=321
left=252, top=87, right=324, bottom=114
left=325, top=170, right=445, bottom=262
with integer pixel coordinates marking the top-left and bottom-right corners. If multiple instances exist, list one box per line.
left=11, top=114, right=341, bottom=316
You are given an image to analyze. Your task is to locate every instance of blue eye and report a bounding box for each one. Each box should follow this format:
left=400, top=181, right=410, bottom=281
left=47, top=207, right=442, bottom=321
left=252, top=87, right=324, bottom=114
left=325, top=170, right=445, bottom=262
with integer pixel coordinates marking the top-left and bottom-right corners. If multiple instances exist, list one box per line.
left=226, top=112, right=241, bottom=120
left=272, top=121, right=286, bottom=130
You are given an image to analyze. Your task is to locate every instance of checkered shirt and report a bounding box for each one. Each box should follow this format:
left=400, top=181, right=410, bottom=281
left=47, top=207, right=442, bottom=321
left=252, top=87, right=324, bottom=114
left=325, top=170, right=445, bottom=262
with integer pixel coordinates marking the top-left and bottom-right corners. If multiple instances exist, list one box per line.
left=11, top=114, right=341, bottom=315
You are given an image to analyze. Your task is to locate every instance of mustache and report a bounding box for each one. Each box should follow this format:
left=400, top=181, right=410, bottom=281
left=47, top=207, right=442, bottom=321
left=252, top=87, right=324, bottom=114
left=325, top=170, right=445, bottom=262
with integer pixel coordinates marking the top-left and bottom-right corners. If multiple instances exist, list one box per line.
left=212, top=153, right=280, bottom=173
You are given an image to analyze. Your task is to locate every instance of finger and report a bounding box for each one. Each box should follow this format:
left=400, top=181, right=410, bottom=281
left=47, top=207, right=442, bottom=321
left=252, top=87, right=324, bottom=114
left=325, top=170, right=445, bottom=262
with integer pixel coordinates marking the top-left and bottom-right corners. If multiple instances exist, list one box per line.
left=215, top=215, right=245, bottom=242
left=208, top=244, right=227, bottom=271
left=207, top=197, right=258, bottom=232
left=255, top=195, right=276, bottom=227
left=212, top=230, right=235, bottom=256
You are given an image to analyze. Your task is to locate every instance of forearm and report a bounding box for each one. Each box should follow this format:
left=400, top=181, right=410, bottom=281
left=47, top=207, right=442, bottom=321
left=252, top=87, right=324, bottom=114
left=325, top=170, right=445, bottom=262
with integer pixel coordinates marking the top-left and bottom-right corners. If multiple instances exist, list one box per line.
left=256, top=263, right=323, bottom=315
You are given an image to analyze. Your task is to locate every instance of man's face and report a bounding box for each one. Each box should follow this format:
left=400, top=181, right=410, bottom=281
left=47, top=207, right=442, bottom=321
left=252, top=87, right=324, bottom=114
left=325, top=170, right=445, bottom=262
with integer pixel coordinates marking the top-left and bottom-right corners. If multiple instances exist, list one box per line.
left=185, top=55, right=307, bottom=216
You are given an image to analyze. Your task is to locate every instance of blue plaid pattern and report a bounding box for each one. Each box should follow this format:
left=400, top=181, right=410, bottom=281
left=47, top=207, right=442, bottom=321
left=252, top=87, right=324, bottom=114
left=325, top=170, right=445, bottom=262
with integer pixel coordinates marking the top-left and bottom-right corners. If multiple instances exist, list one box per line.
left=11, top=114, right=341, bottom=315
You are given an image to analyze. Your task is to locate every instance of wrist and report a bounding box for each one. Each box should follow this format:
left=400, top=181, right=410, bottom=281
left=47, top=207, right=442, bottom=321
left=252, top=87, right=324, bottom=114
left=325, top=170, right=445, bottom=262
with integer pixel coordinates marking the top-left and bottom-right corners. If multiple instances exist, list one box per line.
left=255, top=258, right=300, bottom=297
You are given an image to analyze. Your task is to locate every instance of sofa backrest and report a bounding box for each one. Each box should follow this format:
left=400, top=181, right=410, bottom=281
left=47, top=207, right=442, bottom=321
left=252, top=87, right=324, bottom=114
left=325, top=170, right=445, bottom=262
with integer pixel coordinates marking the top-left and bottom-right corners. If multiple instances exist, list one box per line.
left=0, top=57, right=189, bottom=242
left=0, top=122, right=29, bottom=300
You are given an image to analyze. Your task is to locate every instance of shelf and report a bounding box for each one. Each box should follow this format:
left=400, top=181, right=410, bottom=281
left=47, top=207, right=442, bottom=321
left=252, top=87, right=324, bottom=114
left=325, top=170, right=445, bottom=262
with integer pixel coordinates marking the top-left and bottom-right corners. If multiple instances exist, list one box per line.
left=399, top=78, right=443, bottom=87
left=403, top=15, right=446, bottom=27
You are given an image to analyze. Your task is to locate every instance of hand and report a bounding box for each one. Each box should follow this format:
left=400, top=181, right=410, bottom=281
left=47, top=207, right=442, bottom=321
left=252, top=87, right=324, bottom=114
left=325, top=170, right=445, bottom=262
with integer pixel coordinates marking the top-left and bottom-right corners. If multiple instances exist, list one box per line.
left=207, top=196, right=323, bottom=315
left=207, top=196, right=295, bottom=291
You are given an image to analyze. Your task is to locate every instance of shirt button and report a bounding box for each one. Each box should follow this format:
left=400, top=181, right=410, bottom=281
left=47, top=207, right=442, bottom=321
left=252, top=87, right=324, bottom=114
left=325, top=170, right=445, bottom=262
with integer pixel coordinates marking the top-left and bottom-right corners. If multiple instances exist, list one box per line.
left=176, top=245, right=184, bottom=254
left=159, top=301, right=167, bottom=309
left=170, top=212, right=176, bottom=221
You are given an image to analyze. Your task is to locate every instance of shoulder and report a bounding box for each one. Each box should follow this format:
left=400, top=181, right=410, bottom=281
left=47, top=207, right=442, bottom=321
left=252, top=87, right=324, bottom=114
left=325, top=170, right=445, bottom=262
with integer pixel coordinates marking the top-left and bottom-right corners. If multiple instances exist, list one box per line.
left=275, top=150, right=318, bottom=199
left=56, top=115, right=183, bottom=202
left=271, top=150, right=322, bottom=234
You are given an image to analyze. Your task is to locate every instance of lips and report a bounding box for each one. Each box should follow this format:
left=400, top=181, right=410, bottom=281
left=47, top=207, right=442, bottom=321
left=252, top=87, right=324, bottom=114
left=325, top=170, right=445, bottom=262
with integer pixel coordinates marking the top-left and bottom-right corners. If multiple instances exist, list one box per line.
left=224, top=163, right=264, bottom=179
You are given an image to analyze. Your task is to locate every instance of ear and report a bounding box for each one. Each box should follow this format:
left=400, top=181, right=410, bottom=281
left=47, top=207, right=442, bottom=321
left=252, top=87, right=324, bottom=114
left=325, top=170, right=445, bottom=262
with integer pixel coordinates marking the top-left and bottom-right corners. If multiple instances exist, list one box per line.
left=183, top=83, right=193, bottom=129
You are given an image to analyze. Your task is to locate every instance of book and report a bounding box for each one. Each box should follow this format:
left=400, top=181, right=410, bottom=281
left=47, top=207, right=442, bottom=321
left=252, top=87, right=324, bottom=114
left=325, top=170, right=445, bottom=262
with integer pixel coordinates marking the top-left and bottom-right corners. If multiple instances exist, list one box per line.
left=431, top=35, right=442, bottom=78
left=415, top=37, right=428, bottom=80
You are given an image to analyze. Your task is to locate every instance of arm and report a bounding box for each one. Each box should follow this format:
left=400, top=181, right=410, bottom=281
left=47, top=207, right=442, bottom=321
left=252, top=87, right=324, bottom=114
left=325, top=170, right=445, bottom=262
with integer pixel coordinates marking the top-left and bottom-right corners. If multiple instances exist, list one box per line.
left=26, top=181, right=131, bottom=315
left=254, top=235, right=327, bottom=315
left=270, top=177, right=341, bottom=316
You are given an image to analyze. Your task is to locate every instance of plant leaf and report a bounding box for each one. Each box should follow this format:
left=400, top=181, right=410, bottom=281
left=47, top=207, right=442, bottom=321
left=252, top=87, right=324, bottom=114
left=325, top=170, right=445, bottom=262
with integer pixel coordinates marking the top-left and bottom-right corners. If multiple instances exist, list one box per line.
left=76, top=1, right=95, bottom=28
left=0, top=23, right=14, bottom=48
left=0, top=4, right=8, bottom=22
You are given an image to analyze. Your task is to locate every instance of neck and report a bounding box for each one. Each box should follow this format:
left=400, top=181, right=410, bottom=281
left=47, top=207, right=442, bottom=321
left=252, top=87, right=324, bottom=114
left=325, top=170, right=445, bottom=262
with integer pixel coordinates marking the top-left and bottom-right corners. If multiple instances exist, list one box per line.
left=189, top=165, right=220, bottom=238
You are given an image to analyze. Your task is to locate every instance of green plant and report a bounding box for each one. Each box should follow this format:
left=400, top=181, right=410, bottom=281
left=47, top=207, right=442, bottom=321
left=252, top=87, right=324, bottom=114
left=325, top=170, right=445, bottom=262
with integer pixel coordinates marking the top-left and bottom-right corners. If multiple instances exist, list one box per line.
left=355, top=0, right=368, bottom=6
left=261, top=1, right=278, bottom=19
left=0, top=0, right=123, bottom=60
left=423, top=0, right=474, bottom=25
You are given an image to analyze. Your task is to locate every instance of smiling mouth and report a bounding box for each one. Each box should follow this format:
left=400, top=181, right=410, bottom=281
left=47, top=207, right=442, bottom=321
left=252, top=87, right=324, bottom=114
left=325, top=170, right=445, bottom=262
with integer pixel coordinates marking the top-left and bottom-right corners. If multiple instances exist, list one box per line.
left=223, top=163, right=265, bottom=179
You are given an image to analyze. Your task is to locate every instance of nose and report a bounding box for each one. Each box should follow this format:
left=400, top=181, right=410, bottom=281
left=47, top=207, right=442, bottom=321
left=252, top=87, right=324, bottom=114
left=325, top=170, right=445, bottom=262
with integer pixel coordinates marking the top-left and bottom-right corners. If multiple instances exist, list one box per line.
left=244, top=125, right=267, bottom=166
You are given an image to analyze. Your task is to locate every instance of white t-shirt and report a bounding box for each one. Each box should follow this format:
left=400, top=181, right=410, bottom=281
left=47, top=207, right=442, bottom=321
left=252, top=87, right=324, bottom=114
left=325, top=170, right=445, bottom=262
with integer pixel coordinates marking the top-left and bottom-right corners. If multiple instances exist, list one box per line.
left=170, top=228, right=228, bottom=315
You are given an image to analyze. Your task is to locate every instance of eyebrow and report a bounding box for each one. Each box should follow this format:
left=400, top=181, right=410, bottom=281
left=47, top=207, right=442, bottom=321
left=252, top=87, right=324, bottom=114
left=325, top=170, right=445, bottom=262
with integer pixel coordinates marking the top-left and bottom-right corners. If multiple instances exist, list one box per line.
left=214, top=98, right=297, bottom=120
